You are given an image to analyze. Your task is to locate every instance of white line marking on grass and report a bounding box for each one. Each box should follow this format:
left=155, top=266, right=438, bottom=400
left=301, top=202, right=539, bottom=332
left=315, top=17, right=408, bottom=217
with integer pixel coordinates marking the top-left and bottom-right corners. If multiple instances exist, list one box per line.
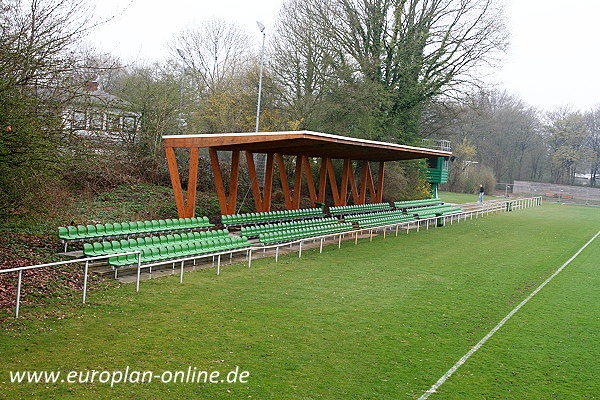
left=418, top=229, right=600, bottom=400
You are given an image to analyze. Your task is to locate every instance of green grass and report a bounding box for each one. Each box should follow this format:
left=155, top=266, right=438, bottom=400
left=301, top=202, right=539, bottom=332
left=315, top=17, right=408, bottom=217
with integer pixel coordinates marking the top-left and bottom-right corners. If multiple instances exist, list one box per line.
left=1, top=203, right=599, bottom=399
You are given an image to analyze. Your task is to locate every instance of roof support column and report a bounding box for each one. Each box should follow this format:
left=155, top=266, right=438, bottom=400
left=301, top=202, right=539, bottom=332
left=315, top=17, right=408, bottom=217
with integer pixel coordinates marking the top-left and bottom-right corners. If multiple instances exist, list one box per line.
left=165, top=146, right=186, bottom=217
left=301, top=156, right=317, bottom=207
left=317, top=158, right=327, bottom=203
left=262, top=153, right=275, bottom=212
left=376, top=161, right=385, bottom=203
left=245, top=151, right=264, bottom=212
left=209, top=148, right=230, bottom=216
left=227, top=150, right=240, bottom=214
left=347, top=160, right=359, bottom=204
left=166, top=146, right=202, bottom=218
left=325, top=157, right=341, bottom=206
left=292, top=156, right=303, bottom=209
left=184, top=147, right=200, bottom=218
left=276, top=153, right=293, bottom=209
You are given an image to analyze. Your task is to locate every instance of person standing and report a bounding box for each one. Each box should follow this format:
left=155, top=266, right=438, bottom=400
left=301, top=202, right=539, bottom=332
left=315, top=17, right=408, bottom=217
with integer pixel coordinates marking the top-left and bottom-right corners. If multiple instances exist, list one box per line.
left=479, top=184, right=485, bottom=202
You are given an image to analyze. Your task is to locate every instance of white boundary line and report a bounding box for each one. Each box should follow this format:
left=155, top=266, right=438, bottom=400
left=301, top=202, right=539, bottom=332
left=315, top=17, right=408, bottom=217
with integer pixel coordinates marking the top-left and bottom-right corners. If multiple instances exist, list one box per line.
left=418, top=229, right=600, bottom=400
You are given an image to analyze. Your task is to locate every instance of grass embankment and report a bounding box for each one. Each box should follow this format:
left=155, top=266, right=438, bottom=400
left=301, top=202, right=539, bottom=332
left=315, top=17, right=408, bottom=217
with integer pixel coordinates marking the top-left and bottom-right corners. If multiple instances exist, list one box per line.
left=1, top=203, right=598, bottom=399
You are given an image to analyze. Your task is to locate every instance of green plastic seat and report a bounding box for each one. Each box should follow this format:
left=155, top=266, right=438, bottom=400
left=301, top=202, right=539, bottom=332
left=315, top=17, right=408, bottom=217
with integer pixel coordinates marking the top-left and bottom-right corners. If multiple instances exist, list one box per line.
left=58, top=227, right=69, bottom=240
left=102, top=242, right=113, bottom=254
left=83, top=243, right=95, bottom=256
left=119, top=239, right=130, bottom=251
left=95, top=224, right=106, bottom=237
left=150, top=248, right=161, bottom=262
left=158, top=220, right=167, bottom=230
left=111, top=223, right=122, bottom=235
left=84, top=225, right=97, bottom=238
left=121, top=222, right=135, bottom=235
left=110, top=241, right=121, bottom=253
left=67, top=226, right=80, bottom=239
left=76, top=225, right=87, bottom=238
left=158, top=247, right=169, bottom=260
left=143, top=221, right=153, bottom=232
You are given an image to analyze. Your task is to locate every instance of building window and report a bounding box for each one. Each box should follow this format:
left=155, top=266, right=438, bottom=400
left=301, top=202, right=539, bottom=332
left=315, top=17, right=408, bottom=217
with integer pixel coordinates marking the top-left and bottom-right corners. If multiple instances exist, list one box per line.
left=72, top=110, right=86, bottom=129
left=123, top=116, right=137, bottom=133
left=89, top=112, right=103, bottom=130
left=106, top=114, right=121, bottom=131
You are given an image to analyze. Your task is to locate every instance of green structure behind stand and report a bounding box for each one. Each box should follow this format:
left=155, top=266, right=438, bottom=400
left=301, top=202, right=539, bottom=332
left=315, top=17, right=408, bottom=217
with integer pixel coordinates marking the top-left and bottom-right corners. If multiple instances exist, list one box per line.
left=426, top=156, right=450, bottom=198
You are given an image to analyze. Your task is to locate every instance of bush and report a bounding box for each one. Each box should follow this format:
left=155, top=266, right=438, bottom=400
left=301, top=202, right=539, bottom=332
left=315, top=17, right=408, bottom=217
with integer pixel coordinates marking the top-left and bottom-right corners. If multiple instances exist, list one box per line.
left=382, top=160, right=432, bottom=201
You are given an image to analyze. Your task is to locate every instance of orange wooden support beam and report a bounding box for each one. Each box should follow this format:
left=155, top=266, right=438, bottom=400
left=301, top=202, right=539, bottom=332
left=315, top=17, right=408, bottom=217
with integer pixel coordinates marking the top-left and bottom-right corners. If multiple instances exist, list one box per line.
left=292, top=156, right=303, bottom=209
left=340, top=159, right=352, bottom=206
left=276, top=153, right=293, bottom=209
left=227, top=150, right=240, bottom=214
left=184, top=147, right=200, bottom=218
left=317, top=158, right=327, bottom=203
left=358, top=161, right=369, bottom=205
left=262, top=153, right=275, bottom=212
left=301, top=155, right=317, bottom=207
left=165, top=146, right=186, bottom=217
left=365, top=162, right=377, bottom=202
left=376, top=161, right=385, bottom=203
left=347, top=160, right=359, bottom=204
left=325, top=158, right=341, bottom=206
left=245, top=151, right=264, bottom=212
left=209, top=148, right=229, bottom=215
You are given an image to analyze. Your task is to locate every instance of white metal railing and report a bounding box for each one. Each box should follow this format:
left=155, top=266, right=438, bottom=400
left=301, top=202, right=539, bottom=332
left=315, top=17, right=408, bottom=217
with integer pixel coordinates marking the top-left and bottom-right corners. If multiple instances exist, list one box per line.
left=3, top=197, right=541, bottom=318
left=0, top=251, right=141, bottom=318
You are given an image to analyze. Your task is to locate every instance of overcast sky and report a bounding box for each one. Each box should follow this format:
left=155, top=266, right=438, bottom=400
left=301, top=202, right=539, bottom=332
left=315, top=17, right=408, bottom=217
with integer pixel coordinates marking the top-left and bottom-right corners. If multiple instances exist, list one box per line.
left=86, top=0, right=600, bottom=113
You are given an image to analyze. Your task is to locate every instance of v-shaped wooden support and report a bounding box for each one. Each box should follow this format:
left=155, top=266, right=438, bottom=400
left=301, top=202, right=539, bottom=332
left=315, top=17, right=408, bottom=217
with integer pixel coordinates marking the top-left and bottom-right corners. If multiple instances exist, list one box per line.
left=165, top=146, right=201, bottom=218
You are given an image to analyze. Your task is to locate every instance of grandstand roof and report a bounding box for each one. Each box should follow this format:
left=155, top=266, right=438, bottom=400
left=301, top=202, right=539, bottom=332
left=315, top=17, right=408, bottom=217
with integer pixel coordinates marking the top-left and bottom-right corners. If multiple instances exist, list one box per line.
left=162, top=131, right=451, bottom=161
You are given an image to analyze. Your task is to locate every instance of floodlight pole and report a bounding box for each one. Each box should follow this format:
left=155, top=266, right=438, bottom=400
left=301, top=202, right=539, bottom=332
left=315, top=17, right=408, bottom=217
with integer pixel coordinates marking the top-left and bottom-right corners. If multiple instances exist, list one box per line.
left=255, top=21, right=266, bottom=133
left=176, top=48, right=186, bottom=133
left=253, top=21, right=267, bottom=188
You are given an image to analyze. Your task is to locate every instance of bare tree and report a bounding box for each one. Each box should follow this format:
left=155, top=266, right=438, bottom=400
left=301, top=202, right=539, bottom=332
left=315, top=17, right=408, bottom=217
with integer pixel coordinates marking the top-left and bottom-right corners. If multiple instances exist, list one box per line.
left=171, top=19, right=252, bottom=97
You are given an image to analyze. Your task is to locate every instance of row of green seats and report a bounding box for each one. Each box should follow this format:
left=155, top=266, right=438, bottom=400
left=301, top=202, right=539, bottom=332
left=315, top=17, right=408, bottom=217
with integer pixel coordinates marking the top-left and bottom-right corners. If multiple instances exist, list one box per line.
left=222, top=208, right=324, bottom=225
left=410, top=205, right=462, bottom=217
left=240, top=217, right=339, bottom=237
left=108, top=236, right=250, bottom=268
left=258, top=222, right=353, bottom=244
left=329, top=203, right=392, bottom=215
left=394, top=198, right=443, bottom=208
left=59, top=217, right=213, bottom=242
left=347, top=210, right=408, bottom=222
left=352, top=215, right=414, bottom=229
left=83, top=230, right=230, bottom=257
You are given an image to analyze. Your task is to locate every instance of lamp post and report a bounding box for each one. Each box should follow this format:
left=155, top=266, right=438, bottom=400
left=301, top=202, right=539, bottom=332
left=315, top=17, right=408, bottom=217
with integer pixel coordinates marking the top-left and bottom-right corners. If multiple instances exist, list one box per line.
left=254, top=21, right=267, bottom=187
left=255, top=21, right=266, bottom=132
left=463, top=160, right=479, bottom=178
left=176, top=49, right=186, bottom=134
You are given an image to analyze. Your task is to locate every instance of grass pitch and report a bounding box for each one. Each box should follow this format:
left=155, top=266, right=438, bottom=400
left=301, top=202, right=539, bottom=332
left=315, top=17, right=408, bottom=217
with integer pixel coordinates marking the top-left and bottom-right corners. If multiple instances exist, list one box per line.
left=1, top=203, right=599, bottom=399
